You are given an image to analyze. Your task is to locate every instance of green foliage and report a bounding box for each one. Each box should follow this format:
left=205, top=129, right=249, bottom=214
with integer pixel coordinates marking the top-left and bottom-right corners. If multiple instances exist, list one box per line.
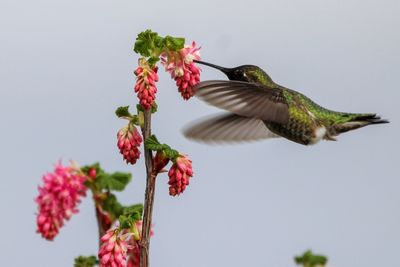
left=136, top=102, right=158, bottom=114
left=147, top=56, right=161, bottom=67
left=163, top=35, right=185, bottom=51
left=81, top=163, right=132, bottom=192
left=119, top=203, right=144, bottom=229
left=295, top=250, right=327, bottom=267
left=102, top=193, right=143, bottom=221
left=123, top=203, right=144, bottom=216
left=133, top=29, right=186, bottom=66
left=145, top=135, right=163, bottom=150
left=102, top=193, right=124, bottom=219
left=74, top=255, right=98, bottom=267
left=151, top=102, right=158, bottom=113
left=134, top=29, right=164, bottom=57
left=115, top=106, right=133, bottom=118
left=145, top=135, right=180, bottom=160
left=96, top=172, right=132, bottom=192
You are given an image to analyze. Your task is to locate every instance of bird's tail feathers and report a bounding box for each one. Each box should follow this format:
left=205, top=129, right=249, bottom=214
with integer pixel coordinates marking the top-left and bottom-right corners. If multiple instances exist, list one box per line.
left=334, top=113, right=389, bottom=134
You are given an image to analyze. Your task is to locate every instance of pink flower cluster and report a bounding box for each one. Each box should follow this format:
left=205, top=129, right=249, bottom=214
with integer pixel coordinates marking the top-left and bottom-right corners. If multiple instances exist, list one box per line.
left=99, top=221, right=152, bottom=267
left=99, top=229, right=130, bottom=267
left=134, top=59, right=159, bottom=109
left=161, top=42, right=201, bottom=100
left=117, top=124, right=142, bottom=165
left=35, top=162, right=87, bottom=240
left=168, top=155, right=193, bottom=196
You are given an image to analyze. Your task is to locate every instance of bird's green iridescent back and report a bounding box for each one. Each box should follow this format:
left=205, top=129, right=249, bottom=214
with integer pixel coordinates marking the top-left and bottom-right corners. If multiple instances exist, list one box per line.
left=250, top=69, right=372, bottom=144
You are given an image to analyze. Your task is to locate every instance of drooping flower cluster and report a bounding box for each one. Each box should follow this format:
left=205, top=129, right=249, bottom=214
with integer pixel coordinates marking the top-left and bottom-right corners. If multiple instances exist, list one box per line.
left=161, top=42, right=201, bottom=100
left=99, top=221, right=152, bottom=267
left=134, top=58, right=159, bottom=109
left=36, top=162, right=87, bottom=240
left=168, top=154, right=193, bottom=196
left=117, top=124, right=142, bottom=165
left=99, top=229, right=131, bottom=267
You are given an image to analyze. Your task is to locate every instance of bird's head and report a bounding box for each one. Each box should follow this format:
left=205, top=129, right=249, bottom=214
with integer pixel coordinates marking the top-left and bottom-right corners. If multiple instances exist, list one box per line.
left=194, top=60, right=275, bottom=86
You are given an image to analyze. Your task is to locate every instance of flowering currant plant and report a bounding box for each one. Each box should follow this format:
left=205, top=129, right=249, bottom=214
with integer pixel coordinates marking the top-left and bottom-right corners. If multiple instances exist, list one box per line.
left=35, top=29, right=201, bottom=267
left=35, top=29, right=328, bottom=267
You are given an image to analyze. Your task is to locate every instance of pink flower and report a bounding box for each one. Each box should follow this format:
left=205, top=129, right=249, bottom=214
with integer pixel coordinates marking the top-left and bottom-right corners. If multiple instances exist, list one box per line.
left=126, top=247, right=140, bottom=267
left=117, top=124, right=142, bottom=165
left=35, top=162, right=87, bottom=240
left=134, top=59, right=159, bottom=109
left=168, top=155, right=193, bottom=196
left=161, top=42, right=201, bottom=100
left=99, top=229, right=130, bottom=267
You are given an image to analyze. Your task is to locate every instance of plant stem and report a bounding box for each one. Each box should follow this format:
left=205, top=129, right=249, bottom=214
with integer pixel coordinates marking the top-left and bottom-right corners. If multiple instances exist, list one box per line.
left=95, top=205, right=107, bottom=248
left=140, top=108, right=157, bottom=267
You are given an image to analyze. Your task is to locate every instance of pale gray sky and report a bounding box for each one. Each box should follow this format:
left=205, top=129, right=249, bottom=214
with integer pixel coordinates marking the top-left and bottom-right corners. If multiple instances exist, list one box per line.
left=1, top=0, right=399, bottom=266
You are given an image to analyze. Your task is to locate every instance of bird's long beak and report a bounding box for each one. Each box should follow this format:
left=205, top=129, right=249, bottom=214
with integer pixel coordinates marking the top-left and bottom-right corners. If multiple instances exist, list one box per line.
left=193, top=60, right=232, bottom=75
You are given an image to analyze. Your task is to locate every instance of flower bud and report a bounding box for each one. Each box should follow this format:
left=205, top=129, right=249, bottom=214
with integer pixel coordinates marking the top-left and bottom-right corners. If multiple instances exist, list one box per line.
left=153, top=151, right=170, bottom=173
left=117, top=124, right=142, bottom=165
left=167, top=154, right=193, bottom=196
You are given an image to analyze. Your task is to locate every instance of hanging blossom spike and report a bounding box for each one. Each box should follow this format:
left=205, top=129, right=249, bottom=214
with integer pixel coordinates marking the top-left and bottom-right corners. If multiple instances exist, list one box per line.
left=161, top=42, right=201, bottom=100
left=168, top=154, right=193, bottom=196
left=134, top=58, right=159, bottom=109
left=117, top=123, right=142, bottom=165
left=99, top=228, right=131, bottom=267
left=35, top=162, right=88, bottom=240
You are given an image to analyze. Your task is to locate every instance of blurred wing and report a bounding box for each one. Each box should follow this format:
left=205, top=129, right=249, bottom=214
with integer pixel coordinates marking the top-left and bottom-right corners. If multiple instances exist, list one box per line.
left=194, top=80, right=289, bottom=124
left=183, top=113, right=280, bottom=143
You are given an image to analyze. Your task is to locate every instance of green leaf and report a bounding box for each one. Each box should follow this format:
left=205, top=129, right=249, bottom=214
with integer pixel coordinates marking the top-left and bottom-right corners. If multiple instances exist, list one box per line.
left=118, top=214, right=131, bottom=229
left=295, top=250, right=327, bottom=267
left=145, top=135, right=179, bottom=160
left=147, top=56, right=160, bottom=66
left=163, top=35, right=185, bottom=51
left=123, top=203, right=144, bottom=217
left=102, top=193, right=124, bottom=218
left=96, top=172, right=132, bottom=191
left=115, top=106, right=132, bottom=118
left=119, top=203, right=143, bottom=229
left=74, top=255, right=98, bottom=267
left=163, top=145, right=179, bottom=160
left=144, top=135, right=163, bottom=151
left=136, top=104, right=144, bottom=113
left=133, top=29, right=164, bottom=57
left=151, top=102, right=158, bottom=113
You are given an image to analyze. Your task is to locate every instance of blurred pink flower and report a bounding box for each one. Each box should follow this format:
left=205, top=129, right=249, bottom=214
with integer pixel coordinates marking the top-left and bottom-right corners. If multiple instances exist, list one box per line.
left=117, top=124, right=142, bottom=165
left=35, top=162, right=87, bottom=240
left=134, top=59, right=159, bottom=109
left=161, top=42, right=201, bottom=100
left=168, top=154, right=193, bottom=196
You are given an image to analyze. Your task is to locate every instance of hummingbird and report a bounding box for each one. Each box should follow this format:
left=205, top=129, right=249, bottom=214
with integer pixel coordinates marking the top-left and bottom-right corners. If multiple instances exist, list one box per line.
left=183, top=60, right=389, bottom=145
